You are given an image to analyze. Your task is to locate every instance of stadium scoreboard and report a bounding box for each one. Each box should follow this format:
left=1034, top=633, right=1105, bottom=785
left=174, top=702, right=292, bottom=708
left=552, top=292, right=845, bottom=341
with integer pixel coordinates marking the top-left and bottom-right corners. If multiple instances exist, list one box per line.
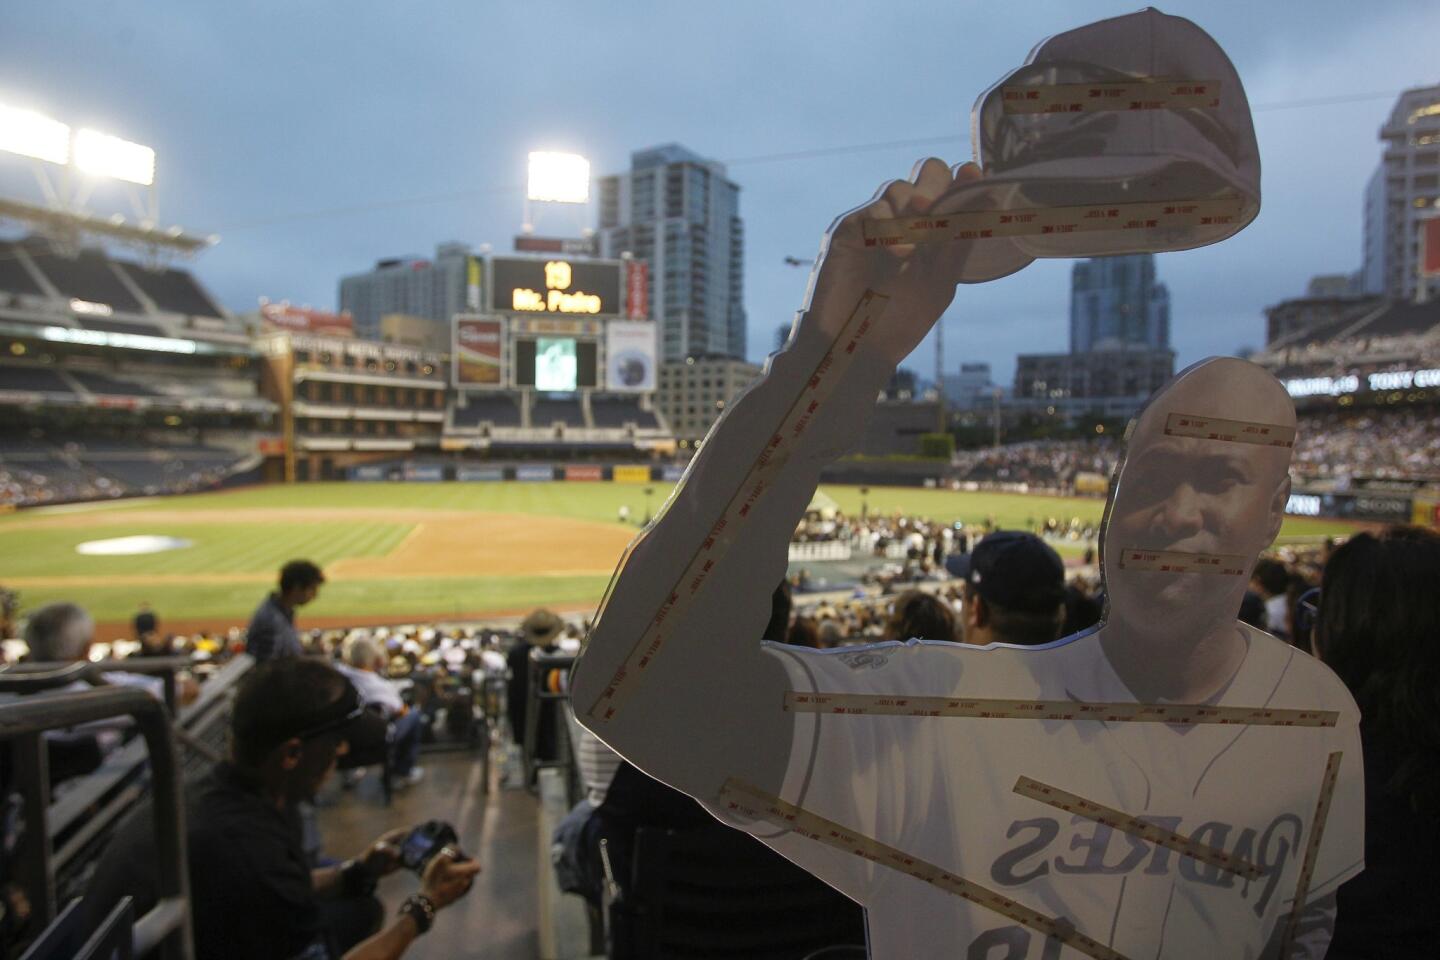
left=454, top=254, right=655, bottom=394
left=489, top=256, right=622, bottom=317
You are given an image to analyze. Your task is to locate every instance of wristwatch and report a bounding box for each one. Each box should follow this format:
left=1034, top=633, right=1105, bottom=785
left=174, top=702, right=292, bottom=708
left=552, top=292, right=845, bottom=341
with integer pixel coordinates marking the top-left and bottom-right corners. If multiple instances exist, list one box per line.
left=399, top=894, right=436, bottom=935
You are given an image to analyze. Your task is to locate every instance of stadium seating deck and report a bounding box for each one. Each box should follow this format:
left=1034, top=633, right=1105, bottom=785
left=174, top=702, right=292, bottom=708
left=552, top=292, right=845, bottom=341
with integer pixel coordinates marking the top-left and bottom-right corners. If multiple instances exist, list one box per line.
left=78, top=317, right=169, bottom=338
left=69, top=370, right=161, bottom=397
left=0, top=366, right=73, bottom=394
left=24, top=247, right=143, bottom=313
left=0, top=242, right=44, bottom=297
left=115, top=263, right=225, bottom=317
left=532, top=397, right=585, bottom=428
left=453, top=395, right=523, bottom=428
left=90, top=458, right=175, bottom=489
left=590, top=395, right=660, bottom=429
left=1353, top=301, right=1440, bottom=339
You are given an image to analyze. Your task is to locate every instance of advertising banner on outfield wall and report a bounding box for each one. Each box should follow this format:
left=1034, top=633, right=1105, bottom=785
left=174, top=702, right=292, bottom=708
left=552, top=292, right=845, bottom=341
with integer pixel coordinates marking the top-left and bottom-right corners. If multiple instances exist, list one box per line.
left=516, top=465, right=555, bottom=482
left=605, top=321, right=657, bottom=392
left=353, top=465, right=387, bottom=482
left=456, top=465, right=505, bottom=482
left=660, top=465, right=685, bottom=482
left=454, top=316, right=505, bottom=388
left=565, top=465, right=603, bottom=482
left=1286, top=490, right=1413, bottom=521
left=612, top=465, right=651, bottom=484
left=403, top=464, right=444, bottom=482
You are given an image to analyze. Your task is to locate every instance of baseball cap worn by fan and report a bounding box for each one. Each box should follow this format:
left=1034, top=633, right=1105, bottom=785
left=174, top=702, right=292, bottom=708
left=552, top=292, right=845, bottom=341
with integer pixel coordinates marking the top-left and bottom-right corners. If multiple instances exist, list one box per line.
left=233, top=675, right=388, bottom=763
left=931, top=6, right=1261, bottom=284
left=950, top=532, right=1066, bottom=614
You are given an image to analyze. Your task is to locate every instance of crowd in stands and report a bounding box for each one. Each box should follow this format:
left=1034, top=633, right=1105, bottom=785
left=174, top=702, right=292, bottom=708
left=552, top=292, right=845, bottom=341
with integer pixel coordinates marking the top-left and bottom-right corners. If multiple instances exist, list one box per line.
left=0, top=519, right=1434, bottom=957
left=935, top=404, right=1440, bottom=491
left=1291, top=408, right=1440, bottom=482
left=0, top=435, right=244, bottom=508
left=951, top=437, right=1117, bottom=489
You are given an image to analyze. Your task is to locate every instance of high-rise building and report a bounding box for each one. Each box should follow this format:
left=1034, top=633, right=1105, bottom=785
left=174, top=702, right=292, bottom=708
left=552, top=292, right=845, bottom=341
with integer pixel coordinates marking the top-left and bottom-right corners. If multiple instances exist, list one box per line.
left=1069, top=254, right=1170, bottom=354
left=1361, top=84, right=1440, bottom=301
left=339, top=242, right=483, bottom=341
left=598, top=145, right=746, bottom=362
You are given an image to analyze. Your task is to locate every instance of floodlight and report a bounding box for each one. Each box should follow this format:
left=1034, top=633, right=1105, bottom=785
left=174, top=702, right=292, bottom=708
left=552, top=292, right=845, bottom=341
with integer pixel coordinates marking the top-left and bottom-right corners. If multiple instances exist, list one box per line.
left=528, top=151, right=589, bottom=203
left=74, top=128, right=155, bottom=186
left=0, top=104, right=70, bottom=165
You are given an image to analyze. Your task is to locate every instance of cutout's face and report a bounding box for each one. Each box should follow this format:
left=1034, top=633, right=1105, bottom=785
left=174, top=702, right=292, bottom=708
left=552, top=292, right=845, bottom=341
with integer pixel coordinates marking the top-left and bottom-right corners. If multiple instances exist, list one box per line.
left=1103, top=366, right=1292, bottom=629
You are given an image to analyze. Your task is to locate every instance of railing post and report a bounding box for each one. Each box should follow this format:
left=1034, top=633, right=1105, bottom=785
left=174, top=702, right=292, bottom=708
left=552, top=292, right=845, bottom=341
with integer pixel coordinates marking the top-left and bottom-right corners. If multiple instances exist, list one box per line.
left=12, top=732, right=55, bottom=927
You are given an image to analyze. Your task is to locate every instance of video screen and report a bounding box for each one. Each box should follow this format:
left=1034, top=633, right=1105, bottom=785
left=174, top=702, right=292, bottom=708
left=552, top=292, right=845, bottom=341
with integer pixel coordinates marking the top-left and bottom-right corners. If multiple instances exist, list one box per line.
left=535, top=337, right=577, bottom=392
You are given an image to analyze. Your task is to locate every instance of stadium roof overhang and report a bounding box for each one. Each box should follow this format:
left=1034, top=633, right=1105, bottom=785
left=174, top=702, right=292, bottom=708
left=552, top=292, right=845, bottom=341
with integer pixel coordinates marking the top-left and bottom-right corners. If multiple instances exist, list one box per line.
left=0, top=196, right=214, bottom=256
left=0, top=318, right=252, bottom=357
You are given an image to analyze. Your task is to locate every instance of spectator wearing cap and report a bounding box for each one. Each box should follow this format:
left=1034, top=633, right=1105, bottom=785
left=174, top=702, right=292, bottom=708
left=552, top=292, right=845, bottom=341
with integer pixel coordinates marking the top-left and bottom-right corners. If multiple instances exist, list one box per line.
left=507, top=608, right=564, bottom=762
left=246, top=560, right=325, bottom=661
left=948, top=531, right=1066, bottom=646
left=85, top=658, right=480, bottom=960
left=337, top=634, right=426, bottom=788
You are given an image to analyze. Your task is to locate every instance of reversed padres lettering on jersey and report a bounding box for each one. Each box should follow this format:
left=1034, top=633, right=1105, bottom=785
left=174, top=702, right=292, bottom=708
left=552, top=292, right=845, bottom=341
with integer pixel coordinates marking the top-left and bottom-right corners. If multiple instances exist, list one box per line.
left=989, top=811, right=1302, bottom=916
left=1012, top=775, right=1265, bottom=880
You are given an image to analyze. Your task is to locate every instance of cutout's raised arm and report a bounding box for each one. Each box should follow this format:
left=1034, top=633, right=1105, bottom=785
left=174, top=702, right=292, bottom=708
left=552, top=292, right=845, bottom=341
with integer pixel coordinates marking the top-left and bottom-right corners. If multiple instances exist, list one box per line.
left=570, top=159, right=1004, bottom=801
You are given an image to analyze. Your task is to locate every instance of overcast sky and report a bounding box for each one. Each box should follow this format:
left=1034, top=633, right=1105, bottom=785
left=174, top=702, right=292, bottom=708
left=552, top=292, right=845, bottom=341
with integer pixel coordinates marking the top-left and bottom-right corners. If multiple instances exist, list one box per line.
left=2, top=0, right=1437, bottom=384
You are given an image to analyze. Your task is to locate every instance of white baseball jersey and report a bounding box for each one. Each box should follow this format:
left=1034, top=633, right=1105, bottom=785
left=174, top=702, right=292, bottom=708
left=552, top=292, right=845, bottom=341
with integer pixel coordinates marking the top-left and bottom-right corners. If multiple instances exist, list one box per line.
left=704, top=624, right=1363, bottom=960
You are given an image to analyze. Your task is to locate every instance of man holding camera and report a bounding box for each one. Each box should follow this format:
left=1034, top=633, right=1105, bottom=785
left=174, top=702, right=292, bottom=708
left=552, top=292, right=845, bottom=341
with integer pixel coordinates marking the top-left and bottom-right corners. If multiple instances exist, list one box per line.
left=86, top=658, right=480, bottom=959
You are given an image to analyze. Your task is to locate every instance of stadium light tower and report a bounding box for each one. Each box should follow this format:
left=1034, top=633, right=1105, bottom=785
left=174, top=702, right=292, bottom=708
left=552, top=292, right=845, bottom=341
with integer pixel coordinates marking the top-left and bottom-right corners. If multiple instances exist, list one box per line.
left=523, top=150, right=590, bottom=237
left=0, top=100, right=211, bottom=261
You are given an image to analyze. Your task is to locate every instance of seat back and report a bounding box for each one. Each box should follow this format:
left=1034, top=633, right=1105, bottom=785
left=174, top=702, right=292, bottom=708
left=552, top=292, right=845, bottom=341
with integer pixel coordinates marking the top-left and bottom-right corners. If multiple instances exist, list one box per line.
left=612, top=825, right=865, bottom=960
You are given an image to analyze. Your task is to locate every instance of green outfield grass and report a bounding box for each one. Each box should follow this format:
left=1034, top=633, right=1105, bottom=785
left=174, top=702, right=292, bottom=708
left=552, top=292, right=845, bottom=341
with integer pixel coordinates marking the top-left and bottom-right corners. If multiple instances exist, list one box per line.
left=0, top=521, right=412, bottom=578
left=8, top=574, right=613, bottom=627
left=0, top=481, right=1364, bottom=630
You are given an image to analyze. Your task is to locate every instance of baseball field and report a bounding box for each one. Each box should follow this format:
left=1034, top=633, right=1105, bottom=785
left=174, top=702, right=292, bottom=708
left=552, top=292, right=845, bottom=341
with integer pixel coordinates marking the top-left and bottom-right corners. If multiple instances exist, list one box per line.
left=0, top=481, right=1362, bottom=638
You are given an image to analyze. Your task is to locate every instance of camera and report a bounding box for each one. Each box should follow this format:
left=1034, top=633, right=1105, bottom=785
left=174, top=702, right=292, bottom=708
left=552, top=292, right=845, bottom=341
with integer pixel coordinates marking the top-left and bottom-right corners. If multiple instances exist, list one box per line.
left=399, top=819, right=465, bottom=874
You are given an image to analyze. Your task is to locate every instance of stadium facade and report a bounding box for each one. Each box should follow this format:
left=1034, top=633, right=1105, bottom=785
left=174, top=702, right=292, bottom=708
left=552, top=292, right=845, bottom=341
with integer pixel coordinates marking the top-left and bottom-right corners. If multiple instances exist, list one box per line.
left=1069, top=253, right=1170, bottom=354
left=0, top=233, right=674, bottom=502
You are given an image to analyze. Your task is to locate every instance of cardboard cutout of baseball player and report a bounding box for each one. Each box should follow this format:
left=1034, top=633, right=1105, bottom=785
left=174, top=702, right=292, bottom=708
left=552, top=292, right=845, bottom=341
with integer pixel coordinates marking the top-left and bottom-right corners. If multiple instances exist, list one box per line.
left=572, top=10, right=1362, bottom=959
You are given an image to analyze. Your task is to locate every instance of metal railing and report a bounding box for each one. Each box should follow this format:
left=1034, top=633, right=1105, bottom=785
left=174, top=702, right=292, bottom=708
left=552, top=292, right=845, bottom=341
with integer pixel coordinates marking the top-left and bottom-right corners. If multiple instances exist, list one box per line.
left=0, top=685, right=193, bottom=959
left=523, top=649, right=577, bottom=792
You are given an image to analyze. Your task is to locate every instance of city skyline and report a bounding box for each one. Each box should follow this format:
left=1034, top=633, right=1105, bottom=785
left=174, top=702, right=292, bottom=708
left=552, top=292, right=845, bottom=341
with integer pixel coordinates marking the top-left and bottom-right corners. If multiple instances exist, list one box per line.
left=1, top=1, right=1437, bottom=385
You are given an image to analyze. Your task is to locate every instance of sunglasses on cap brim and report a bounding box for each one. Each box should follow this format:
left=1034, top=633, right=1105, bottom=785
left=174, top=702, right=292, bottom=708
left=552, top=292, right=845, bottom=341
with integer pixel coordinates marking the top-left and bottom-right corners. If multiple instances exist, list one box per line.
left=293, top=684, right=364, bottom=742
